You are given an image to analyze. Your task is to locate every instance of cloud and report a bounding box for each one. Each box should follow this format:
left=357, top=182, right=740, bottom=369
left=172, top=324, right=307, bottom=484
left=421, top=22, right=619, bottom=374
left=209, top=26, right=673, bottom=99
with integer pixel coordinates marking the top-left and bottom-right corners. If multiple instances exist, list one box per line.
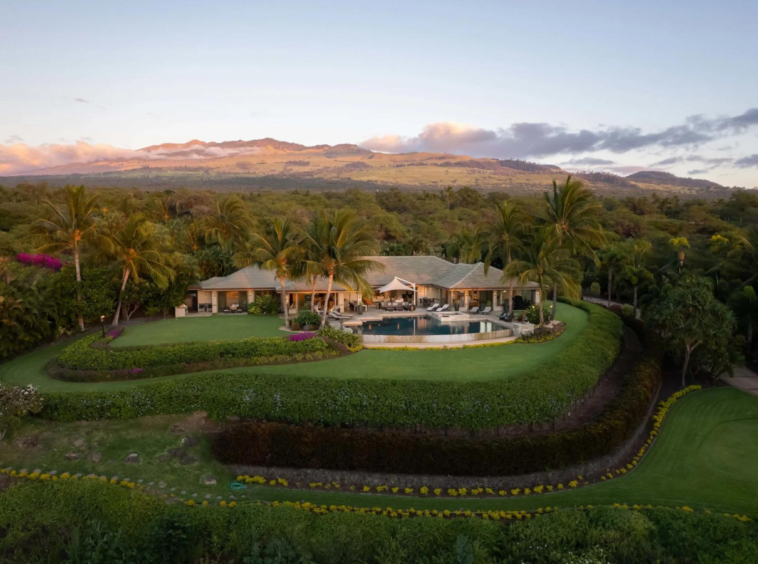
left=0, top=141, right=146, bottom=175
left=361, top=108, right=758, bottom=159
left=735, top=154, right=758, bottom=168
left=73, top=97, right=90, bottom=104
left=688, top=169, right=708, bottom=175
left=650, top=155, right=733, bottom=169
left=561, top=157, right=616, bottom=166
left=0, top=140, right=267, bottom=175
left=4, top=135, right=23, bottom=144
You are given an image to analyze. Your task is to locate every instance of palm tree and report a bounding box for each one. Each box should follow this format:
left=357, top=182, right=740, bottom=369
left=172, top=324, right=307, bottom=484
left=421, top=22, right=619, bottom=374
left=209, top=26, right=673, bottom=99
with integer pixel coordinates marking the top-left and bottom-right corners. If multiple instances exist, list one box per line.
left=479, top=200, right=530, bottom=315
left=303, top=210, right=382, bottom=329
left=103, top=216, right=175, bottom=326
left=543, top=175, right=606, bottom=320
left=33, top=185, right=100, bottom=331
left=203, top=196, right=254, bottom=251
left=299, top=216, right=329, bottom=312
left=598, top=242, right=628, bottom=307
left=505, top=230, right=581, bottom=326
left=669, top=237, right=690, bottom=272
left=620, top=240, right=654, bottom=318
left=234, top=218, right=304, bottom=328
left=729, top=286, right=758, bottom=355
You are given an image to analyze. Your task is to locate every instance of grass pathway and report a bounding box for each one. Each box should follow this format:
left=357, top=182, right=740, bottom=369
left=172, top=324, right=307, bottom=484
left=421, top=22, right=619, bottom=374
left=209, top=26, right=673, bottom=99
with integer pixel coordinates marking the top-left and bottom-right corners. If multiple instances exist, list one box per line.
left=0, top=304, right=588, bottom=391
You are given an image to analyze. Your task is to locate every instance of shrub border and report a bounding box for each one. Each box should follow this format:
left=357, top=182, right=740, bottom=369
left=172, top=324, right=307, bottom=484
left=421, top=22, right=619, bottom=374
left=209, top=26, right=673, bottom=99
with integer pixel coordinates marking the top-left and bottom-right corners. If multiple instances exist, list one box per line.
left=39, top=300, right=622, bottom=430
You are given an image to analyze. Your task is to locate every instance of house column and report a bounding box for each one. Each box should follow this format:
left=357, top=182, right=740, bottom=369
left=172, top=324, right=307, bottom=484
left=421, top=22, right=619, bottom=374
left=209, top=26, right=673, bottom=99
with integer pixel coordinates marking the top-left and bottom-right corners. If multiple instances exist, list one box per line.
left=463, top=290, right=470, bottom=311
left=211, top=291, right=218, bottom=313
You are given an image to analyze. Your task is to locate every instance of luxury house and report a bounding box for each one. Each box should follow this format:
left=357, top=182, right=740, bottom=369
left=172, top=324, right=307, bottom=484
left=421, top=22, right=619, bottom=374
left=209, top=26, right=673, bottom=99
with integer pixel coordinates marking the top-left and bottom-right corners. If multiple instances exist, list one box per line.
left=184, top=255, right=540, bottom=314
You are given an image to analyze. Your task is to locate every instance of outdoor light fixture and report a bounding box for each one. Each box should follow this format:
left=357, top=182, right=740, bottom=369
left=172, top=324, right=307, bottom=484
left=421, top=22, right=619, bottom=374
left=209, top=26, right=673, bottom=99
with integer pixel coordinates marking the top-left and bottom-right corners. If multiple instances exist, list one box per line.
left=100, top=315, right=105, bottom=338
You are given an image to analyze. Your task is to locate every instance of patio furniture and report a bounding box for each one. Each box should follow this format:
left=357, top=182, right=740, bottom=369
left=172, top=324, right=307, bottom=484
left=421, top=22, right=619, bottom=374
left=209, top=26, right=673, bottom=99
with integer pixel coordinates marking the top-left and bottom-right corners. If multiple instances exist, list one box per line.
left=480, top=306, right=492, bottom=315
left=437, top=304, right=449, bottom=312
left=329, top=311, right=353, bottom=320
left=468, top=306, right=479, bottom=314
left=500, top=311, right=514, bottom=322
left=426, top=303, right=440, bottom=311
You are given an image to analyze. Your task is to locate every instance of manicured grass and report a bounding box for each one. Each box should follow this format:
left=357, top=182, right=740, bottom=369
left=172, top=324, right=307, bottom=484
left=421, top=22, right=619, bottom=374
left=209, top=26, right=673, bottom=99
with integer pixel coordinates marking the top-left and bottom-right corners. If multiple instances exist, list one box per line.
left=0, top=415, right=236, bottom=500
left=2, top=388, right=755, bottom=515
left=112, top=314, right=284, bottom=347
left=0, top=304, right=589, bottom=390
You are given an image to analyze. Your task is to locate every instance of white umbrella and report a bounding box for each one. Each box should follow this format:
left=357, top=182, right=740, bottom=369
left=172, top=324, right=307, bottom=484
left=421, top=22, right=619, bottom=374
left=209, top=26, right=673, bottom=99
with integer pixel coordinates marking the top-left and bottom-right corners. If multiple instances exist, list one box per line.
left=378, top=277, right=416, bottom=294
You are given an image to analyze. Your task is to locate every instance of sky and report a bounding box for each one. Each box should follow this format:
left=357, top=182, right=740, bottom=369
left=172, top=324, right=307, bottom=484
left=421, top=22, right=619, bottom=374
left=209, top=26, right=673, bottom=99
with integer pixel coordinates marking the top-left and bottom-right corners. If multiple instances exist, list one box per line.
left=1, top=0, right=757, bottom=186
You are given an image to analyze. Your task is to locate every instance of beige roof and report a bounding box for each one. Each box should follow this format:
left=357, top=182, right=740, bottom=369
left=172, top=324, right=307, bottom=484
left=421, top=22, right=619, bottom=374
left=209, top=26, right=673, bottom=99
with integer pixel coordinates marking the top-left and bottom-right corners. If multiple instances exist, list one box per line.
left=190, top=255, right=537, bottom=292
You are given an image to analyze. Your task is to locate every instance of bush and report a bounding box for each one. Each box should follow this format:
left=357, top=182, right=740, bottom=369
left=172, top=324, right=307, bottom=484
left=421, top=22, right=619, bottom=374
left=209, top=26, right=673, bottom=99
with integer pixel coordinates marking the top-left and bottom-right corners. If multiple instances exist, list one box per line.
left=318, top=325, right=363, bottom=352
left=0, top=481, right=756, bottom=564
left=590, top=281, right=601, bottom=296
left=211, top=354, right=662, bottom=476
left=295, top=310, right=321, bottom=327
left=248, top=295, right=280, bottom=315
left=57, top=333, right=336, bottom=372
left=524, top=303, right=553, bottom=325
left=42, top=302, right=622, bottom=429
left=621, top=304, right=635, bottom=317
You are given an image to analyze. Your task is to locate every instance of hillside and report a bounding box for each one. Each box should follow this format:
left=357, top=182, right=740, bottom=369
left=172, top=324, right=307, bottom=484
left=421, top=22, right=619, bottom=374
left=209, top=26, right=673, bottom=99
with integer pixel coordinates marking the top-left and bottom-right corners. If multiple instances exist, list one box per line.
left=0, top=137, right=737, bottom=198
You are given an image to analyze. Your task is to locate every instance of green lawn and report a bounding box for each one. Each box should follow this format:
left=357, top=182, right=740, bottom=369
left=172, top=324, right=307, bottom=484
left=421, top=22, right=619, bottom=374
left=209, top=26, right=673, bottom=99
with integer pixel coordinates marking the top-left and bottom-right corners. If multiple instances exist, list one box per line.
left=2, top=388, right=756, bottom=515
left=0, top=304, right=589, bottom=390
left=112, top=314, right=284, bottom=347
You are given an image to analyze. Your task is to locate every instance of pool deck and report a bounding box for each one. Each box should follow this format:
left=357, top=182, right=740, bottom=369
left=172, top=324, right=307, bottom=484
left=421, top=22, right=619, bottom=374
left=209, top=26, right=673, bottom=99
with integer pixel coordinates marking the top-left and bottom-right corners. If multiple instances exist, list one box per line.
left=326, top=307, right=521, bottom=348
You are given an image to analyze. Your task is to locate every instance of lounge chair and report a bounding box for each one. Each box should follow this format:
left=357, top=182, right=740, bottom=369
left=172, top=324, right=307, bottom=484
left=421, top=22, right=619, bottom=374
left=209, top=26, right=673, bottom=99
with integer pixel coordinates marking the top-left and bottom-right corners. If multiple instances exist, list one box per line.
left=468, top=306, right=479, bottom=314
left=480, top=306, right=492, bottom=315
left=437, top=304, right=449, bottom=312
left=329, top=310, right=353, bottom=320
left=426, top=303, right=440, bottom=311
left=500, top=310, right=514, bottom=322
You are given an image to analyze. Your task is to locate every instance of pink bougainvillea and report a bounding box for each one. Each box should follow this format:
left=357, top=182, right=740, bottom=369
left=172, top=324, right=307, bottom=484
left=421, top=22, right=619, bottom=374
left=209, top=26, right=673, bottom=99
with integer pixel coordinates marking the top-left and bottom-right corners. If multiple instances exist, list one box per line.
left=16, top=253, right=63, bottom=271
left=288, top=332, right=316, bottom=342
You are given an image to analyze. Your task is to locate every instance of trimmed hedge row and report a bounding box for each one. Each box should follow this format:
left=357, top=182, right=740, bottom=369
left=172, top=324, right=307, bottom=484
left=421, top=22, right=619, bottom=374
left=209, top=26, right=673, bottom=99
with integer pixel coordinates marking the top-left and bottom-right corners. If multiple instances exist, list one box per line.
left=58, top=333, right=333, bottom=371
left=40, top=301, right=622, bottom=429
left=210, top=348, right=662, bottom=476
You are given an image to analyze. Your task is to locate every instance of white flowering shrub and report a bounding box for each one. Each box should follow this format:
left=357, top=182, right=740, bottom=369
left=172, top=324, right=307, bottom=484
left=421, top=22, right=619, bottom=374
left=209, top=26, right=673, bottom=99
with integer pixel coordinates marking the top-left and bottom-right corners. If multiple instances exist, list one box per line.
left=0, top=384, right=43, bottom=440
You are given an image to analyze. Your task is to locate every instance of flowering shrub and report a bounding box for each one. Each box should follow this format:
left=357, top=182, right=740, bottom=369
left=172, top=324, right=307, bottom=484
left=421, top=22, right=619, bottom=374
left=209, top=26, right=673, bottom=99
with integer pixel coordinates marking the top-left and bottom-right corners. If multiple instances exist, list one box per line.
left=295, top=310, right=321, bottom=327
left=288, top=332, right=316, bottom=342
left=15, top=253, right=62, bottom=271
left=0, top=384, right=43, bottom=440
left=317, top=325, right=363, bottom=352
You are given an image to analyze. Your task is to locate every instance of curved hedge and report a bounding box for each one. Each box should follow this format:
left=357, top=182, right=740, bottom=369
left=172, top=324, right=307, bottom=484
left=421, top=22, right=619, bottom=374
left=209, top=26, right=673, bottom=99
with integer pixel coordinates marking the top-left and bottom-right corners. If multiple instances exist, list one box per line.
left=57, top=333, right=335, bottom=371
left=210, top=354, right=661, bottom=476
left=40, top=301, right=623, bottom=429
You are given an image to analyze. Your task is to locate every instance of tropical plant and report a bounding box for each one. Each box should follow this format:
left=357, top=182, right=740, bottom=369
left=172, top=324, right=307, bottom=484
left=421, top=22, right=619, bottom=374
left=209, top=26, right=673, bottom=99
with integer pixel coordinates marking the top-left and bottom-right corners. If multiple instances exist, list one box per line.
left=648, top=276, right=735, bottom=386
left=479, top=200, right=530, bottom=314
left=0, top=384, right=43, bottom=441
left=543, top=175, right=606, bottom=319
left=505, top=230, right=581, bottom=325
left=32, top=185, right=101, bottom=331
left=598, top=242, right=628, bottom=307
left=299, top=215, right=329, bottom=312
left=728, top=286, right=758, bottom=354
left=101, top=216, right=175, bottom=326
left=302, top=210, right=382, bottom=328
left=620, top=240, right=654, bottom=318
left=203, top=196, right=254, bottom=250
left=248, top=295, right=280, bottom=316
left=234, top=218, right=304, bottom=328
left=669, top=237, right=690, bottom=272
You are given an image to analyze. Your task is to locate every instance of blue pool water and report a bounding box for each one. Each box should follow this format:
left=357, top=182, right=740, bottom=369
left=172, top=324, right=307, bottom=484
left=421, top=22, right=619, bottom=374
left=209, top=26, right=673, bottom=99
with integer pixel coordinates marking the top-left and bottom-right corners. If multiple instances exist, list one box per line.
left=356, top=316, right=504, bottom=336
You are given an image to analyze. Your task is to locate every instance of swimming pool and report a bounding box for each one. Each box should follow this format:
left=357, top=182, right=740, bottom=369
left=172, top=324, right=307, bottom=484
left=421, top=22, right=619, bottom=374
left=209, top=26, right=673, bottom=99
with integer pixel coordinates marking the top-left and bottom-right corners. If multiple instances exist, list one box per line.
left=353, top=315, right=514, bottom=344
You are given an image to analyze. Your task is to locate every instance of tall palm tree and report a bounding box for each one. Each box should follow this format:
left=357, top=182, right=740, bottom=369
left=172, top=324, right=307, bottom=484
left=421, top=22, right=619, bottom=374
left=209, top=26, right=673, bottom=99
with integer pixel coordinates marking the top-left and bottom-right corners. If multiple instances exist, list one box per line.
left=479, top=200, right=530, bottom=315
left=621, top=239, right=654, bottom=318
left=299, top=215, right=329, bottom=312
left=543, top=175, right=606, bottom=320
left=505, top=230, right=581, bottom=326
left=32, top=185, right=100, bottom=331
left=303, top=210, right=382, bottom=329
left=203, top=196, right=254, bottom=251
left=233, top=218, right=303, bottom=328
left=598, top=242, right=628, bottom=307
left=103, top=216, right=175, bottom=326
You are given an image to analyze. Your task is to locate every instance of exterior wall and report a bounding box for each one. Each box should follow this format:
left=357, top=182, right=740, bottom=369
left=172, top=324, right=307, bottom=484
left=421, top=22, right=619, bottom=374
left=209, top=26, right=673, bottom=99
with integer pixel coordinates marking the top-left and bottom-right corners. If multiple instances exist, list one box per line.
left=361, top=327, right=513, bottom=344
